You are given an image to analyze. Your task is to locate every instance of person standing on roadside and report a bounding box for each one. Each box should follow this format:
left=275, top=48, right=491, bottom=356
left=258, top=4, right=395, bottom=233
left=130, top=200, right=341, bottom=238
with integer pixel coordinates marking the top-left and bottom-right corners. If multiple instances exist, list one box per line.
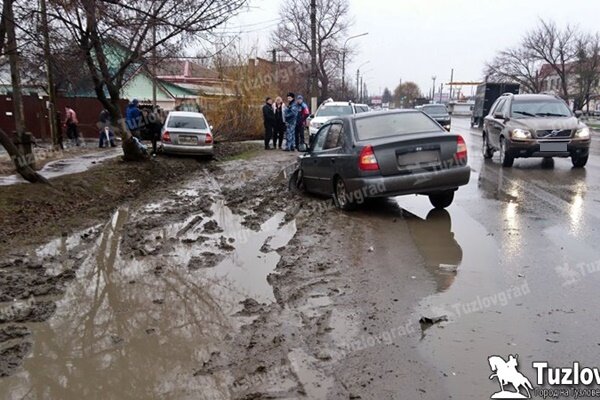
left=126, top=98, right=142, bottom=138
left=284, top=92, right=299, bottom=151
left=64, top=106, right=79, bottom=146
left=272, top=96, right=286, bottom=149
left=262, top=97, right=276, bottom=150
left=294, top=95, right=310, bottom=149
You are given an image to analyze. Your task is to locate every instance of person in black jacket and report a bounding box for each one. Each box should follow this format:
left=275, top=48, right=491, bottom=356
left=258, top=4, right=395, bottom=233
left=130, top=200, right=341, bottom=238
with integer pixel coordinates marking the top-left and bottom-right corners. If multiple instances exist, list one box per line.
left=262, top=97, right=276, bottom=150
left=272, top=96, right=286, bottom=149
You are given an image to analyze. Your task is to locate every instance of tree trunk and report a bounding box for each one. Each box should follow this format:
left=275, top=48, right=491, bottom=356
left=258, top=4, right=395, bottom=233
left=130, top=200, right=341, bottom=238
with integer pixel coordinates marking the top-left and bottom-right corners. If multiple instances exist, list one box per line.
left=0, top=128, right=48, bottom=183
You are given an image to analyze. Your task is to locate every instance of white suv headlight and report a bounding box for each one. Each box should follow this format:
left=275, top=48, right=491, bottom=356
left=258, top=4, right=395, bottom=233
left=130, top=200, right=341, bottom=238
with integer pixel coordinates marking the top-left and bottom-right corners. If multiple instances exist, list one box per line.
left=511, top=129, right=531, bottom=139
left=575, top=127, right=590, bottom=139
left=311, top=121, right=323, bottom=129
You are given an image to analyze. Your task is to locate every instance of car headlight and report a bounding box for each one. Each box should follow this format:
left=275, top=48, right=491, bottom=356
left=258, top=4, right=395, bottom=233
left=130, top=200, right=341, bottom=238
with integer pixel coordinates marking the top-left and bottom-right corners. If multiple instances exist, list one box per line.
left=575, top=127, right=590, bottom=139
left=511, top=129, right=531, bottom=139
left=311, top=122, right=322, bottom=129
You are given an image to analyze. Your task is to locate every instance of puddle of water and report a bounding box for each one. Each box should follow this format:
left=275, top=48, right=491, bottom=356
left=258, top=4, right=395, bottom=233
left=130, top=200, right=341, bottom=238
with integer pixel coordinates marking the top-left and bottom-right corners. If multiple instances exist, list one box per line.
left=0, top=149, right=121, bottom=186
left=0, top=195, right=297, bottom=398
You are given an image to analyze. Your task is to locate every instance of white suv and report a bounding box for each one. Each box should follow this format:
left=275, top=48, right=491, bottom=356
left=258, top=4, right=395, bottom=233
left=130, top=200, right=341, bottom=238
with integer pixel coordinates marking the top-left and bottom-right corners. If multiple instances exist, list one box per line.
left=308, top=101, right=370, bottom=137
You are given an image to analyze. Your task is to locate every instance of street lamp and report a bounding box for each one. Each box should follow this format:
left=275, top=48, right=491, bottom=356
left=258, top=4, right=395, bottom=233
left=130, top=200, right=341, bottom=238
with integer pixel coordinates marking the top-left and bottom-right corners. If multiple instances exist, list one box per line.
left=356, top=61, right=370, bottom=101
left=431, top=75, right=437, bottom=103
left=342, top=32, right=369, bottom=99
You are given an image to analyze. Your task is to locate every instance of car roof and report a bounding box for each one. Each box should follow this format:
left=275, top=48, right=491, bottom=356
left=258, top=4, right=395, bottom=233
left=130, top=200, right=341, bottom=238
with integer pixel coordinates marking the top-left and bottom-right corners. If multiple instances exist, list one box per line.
left=167, top=111, right=205, bottom=118
left=321, top=102, right=354, bottom=107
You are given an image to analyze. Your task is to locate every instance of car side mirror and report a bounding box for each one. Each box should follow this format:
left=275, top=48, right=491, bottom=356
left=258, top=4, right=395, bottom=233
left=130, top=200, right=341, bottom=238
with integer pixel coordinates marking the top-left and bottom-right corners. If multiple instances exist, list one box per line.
left=494, top=112, right=506, bottom=120
left=575, top=110, right=583, bottom=118
left=309, top=114, right=314, bottom=119
left=297, top=143, right=309, bottom=152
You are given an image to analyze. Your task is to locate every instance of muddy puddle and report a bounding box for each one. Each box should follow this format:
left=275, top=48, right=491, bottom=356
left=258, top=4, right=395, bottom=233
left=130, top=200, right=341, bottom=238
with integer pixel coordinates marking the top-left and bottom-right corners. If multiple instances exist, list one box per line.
left=0, top=176, right=296, bottom=399
left=0, top=148, right=121, bottom=186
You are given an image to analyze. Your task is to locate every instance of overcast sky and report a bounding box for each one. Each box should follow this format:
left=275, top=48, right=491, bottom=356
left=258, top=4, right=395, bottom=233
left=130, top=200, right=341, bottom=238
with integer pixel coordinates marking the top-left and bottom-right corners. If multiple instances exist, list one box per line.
left=225, top=0, right=600, bottom=97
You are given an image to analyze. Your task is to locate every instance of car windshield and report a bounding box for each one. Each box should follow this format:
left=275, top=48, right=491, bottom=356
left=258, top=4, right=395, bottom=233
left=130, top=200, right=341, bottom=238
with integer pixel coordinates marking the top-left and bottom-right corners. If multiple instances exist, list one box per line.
left=422, top=105, right=448, bottom=115
left=354, top=112, right=443, bottom=140
left=316, top=105, right=353, bottom=117
left=511, top=100, right=572, bottom=118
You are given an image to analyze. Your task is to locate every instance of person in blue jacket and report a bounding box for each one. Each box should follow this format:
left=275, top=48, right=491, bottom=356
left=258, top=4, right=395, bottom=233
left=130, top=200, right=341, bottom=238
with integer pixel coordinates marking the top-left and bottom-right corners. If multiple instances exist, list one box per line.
left=125, top=98, right=142, bottom=138
left=294, top=95, right=309, bottom=148
left=284, top=92, right=299, bottom=151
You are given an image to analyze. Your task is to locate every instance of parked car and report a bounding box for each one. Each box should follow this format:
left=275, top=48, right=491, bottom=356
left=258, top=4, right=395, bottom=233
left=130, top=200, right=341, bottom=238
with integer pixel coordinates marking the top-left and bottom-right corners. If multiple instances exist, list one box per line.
left=471, top=82, right=520, bottom=128
left=289, top=110, right=471, bottom=210
left=420, top=104, right=451, bottom=131
left=308, top=101, right=370, bottom=139
left=160, top=111, right=213, bottom=156
left=482, top=93, right=591, bottom=168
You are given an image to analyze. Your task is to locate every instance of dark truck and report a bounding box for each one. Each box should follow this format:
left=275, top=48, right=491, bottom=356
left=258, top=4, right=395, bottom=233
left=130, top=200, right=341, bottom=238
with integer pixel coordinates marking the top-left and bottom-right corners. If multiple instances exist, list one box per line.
left=471, top=82, right=520, bottom=128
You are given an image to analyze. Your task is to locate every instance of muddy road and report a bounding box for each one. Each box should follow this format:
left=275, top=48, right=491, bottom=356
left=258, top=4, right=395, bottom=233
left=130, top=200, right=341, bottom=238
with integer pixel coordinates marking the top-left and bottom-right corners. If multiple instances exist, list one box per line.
left=1, top=119, right=600, bottom=399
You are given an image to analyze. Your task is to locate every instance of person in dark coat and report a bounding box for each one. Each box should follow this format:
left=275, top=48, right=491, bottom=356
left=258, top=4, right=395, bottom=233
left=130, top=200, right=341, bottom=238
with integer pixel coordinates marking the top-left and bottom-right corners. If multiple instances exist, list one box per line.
left=272, top=96, right=286, bottom=149
left=294, top=95, right=309, bottom=149
left=262, top=97, right=276, bottom=150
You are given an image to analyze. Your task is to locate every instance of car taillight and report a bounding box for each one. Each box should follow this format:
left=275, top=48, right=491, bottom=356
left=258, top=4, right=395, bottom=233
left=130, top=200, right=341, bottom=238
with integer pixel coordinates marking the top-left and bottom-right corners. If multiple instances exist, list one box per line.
left=456, top=135, right=467, bottom=162
left=162, top=131, right=171, bottom=143
left=358, top=145, right=379, bottom=171
left=205, top=132, right=213, bottom=144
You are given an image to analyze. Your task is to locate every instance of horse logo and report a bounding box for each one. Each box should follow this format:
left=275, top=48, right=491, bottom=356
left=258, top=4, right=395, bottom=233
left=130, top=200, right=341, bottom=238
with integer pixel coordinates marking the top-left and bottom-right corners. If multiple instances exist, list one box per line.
left=488, top=354, right=533, bottom=399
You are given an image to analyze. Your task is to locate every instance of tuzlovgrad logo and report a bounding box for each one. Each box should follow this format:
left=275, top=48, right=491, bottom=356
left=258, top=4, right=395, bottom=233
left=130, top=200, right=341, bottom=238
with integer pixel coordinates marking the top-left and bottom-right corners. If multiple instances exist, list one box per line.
left=488, top=354, right=600, bottom=399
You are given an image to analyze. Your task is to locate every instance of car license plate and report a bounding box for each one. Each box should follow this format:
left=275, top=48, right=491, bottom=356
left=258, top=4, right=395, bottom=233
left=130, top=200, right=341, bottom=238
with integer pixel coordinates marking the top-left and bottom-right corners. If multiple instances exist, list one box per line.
left=179, top=136, right=197, bottom=145
left=540, top=142, right=567, bottom=152
left=397, top=150, right=440, bottom=169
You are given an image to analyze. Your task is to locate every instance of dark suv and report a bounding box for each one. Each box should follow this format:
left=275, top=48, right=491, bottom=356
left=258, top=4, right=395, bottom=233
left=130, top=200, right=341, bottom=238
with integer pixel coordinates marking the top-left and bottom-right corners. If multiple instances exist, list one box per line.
left=482, top=94, right=591, bottom=168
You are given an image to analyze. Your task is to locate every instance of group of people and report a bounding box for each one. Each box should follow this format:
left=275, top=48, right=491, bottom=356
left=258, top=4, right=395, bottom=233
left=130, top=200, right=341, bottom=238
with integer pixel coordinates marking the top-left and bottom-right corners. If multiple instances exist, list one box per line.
left=262, top=93, right=310, bottom=151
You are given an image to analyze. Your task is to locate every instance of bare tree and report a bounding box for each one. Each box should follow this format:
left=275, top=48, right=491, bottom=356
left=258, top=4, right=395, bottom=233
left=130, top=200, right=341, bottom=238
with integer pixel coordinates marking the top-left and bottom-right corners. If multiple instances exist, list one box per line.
left=46, top=0, right=246, bottom=160
left=523, top=19, right=578, bottom=100
left=271, top=0, right=352, bottom=101
left=0, top=0, right=48, bottom=183
left=485, top=47, right=544, bottom=94
left=573, top=33, right=600, bottom=112
left=393, top=81, right=421, bottom=108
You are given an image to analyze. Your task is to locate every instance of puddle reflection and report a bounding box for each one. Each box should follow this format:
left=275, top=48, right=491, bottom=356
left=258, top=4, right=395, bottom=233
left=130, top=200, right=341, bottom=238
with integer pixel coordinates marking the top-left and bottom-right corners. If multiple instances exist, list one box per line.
left=405, top=209, right=463, bottom=292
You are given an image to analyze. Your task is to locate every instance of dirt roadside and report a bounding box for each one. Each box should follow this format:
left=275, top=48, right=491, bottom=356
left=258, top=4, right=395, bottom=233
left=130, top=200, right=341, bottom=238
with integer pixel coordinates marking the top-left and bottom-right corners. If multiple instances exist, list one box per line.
left=0, top=146, right=441, bottom=399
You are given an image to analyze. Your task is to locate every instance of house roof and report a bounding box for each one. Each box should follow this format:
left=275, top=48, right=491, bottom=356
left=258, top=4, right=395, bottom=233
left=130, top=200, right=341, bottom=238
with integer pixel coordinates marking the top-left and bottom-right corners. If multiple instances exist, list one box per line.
left=156, top=60, right=221, bottom=80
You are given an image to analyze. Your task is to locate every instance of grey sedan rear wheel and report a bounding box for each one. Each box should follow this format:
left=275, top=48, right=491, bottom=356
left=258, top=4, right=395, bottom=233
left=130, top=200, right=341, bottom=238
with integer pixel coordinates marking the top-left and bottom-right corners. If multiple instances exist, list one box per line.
left=428, top=190, right=455, bottom=209
left=333, top=177, right=357, bottom=211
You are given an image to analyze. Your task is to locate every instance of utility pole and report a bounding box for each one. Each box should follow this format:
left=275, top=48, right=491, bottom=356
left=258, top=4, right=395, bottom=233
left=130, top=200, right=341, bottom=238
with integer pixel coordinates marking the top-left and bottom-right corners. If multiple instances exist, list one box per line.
left=439, top=83, right=443, bottom=103
left=310, top=0, right=318, bottom=112
left=356, top=69, right=360, bottom=101
left=449, top=68, right=454, bottom=101
left=341, top=33, right=368, bottom=100
left=431, top=75, right=437, bottom=103
left=360, top=75, right=363, bottom=102
left=272, top=48, right=277, bottom=85
left=40, top=0, right=58, bottom=150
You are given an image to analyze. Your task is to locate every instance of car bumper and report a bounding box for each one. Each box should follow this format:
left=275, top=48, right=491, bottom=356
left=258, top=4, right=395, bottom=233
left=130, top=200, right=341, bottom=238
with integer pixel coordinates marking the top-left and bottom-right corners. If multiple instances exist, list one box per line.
left=507, top=139, right=589, bottom=158
left=161, top=143, right=214, bottom=155
left=344, top=166, right=471, bottom=197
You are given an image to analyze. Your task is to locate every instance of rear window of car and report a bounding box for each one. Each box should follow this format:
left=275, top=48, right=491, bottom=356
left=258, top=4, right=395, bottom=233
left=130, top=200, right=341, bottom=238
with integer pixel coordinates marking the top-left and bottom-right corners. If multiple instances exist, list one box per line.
left=354, top=112, right=443, bottom=141
left=316, top=105, right=353, bottom=117
left=167, top=115, right=207, bottom=130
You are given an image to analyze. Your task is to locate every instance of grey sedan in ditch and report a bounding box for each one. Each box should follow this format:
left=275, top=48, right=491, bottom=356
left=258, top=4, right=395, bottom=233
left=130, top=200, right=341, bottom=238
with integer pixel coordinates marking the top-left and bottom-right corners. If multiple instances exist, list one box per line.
left=289, top=110, right=471, bottom=210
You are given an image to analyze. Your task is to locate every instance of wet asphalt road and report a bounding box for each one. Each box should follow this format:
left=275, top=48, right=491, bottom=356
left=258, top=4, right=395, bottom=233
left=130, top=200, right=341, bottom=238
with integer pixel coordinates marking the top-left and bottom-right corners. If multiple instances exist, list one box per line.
left=370, top=116, right=600, bottom=398
left=2, top=117, right=600, bottom=399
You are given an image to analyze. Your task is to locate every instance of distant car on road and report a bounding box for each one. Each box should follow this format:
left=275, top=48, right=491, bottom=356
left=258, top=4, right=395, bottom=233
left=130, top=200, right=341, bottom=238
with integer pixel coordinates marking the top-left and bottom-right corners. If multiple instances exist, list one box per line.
left=420, top=104, right=452, bottom=131
left=290, top=110, right=471, bottom=210
left=308, top=101, right=370, bottom=139
left=160, top=111, right=214, bottom=156
left=482, top=93, right=590, bottom=168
